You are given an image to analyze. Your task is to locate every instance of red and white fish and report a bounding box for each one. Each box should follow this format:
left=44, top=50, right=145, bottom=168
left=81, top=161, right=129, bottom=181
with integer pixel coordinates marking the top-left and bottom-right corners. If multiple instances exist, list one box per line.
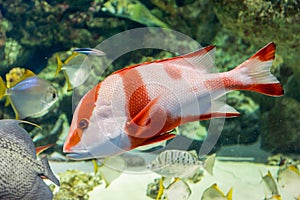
left=63, top=42, right=283, bottom=160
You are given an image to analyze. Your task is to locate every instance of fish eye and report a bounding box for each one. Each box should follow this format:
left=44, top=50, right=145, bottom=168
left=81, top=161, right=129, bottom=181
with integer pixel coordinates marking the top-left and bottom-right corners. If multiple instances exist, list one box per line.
left=45, top=87, right=57, bottom=102
left=78, top=118, right=89, bottom=129
left=52, top=92, right=57, bottom=99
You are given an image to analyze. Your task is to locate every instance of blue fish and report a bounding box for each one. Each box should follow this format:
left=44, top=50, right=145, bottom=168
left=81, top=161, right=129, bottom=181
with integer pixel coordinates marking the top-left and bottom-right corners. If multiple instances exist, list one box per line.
left=73, top=48, right=105, bottom=56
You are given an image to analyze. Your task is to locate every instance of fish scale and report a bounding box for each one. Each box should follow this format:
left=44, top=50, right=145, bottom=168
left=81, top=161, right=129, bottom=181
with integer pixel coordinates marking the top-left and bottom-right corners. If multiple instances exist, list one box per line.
left=0, top=139, right=45, bottom=173
left=158, top=150, right=199, bottom=165
left=0, top=148, right=40, bottom=199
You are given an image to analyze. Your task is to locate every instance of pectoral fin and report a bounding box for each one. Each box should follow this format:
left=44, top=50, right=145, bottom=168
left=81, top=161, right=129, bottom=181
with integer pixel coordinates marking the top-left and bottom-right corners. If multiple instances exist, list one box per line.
left=40, top=155, right=60, bottom=186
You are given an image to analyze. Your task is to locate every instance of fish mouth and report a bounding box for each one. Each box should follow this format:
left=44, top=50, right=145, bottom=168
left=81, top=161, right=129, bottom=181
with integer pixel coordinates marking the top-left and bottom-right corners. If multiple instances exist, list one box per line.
left=65, top=149, right=95, bottom=160
left=63, top=146, right=93, bottom=160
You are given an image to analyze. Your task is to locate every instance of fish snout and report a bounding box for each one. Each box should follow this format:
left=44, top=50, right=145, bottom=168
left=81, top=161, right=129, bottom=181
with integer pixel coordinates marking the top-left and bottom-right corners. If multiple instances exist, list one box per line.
left=63, top=128, right=83, bottom=153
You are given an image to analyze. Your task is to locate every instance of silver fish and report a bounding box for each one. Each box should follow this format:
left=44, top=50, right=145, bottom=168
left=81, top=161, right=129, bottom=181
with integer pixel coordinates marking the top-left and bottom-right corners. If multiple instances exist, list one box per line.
left=163, top=179, right=191, bottom=200
left=201, top=184, right=233, bottom=200
left=56, top=53, right=94, bottom=91
left=277, top=165, right=300, bottom=198
left=0, top=119, right=60, bottom=200
left=147, top=150, right=215, bottom=179
left=0, top=76, right=58, bottom=119
left=261, top=170, right=279, bottom=197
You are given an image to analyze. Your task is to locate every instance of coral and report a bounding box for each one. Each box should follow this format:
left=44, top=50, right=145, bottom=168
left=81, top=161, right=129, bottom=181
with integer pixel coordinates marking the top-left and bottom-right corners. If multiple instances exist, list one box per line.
left=4, top=67, right=35, bottom=88
left=146, top=178, right=160, bottom=199
left=260, top=97, right=300, bottom=153
left=53, top=169, right=102, bottom=200
left=0, top=39, right=25, bottom=72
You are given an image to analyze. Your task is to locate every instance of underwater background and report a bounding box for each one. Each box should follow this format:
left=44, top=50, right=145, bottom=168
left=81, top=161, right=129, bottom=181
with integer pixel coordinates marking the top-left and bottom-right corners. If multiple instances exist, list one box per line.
left=0, top=0, right=299, bottom=199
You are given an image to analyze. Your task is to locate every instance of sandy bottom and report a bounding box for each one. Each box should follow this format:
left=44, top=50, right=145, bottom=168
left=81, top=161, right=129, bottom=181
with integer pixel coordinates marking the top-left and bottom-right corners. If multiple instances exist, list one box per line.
left=88, top=161, right=275, bottom=200
left=50, top=159, right=298, bottom=200
left=50, top=140, right=299, bottom=200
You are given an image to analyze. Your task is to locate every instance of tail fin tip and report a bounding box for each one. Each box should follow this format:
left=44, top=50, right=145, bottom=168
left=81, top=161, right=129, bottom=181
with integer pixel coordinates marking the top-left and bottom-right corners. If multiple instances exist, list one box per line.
left=250, top=42, right=276, bottom=62
left=249, top=83, right=284, bottom=97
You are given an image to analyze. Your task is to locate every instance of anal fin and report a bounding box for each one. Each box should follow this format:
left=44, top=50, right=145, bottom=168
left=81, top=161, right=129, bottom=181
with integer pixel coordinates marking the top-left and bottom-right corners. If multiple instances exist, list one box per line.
left=181, top=100, right=240, bottom=124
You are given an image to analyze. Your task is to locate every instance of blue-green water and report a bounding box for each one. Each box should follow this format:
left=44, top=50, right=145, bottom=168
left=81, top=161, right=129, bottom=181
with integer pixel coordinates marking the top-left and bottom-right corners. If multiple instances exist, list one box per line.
left=0, top=0, right=299, bottom=199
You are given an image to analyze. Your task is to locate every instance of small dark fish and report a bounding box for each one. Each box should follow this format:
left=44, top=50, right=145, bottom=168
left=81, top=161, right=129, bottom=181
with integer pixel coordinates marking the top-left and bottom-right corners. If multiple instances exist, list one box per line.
left=0, top=76, right=58, bottom=119
left=0, top=119, right=60, bottom=200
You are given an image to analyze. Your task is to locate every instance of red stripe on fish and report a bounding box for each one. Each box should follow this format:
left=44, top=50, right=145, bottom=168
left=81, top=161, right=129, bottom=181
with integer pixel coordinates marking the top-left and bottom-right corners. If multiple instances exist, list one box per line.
left=241, top=83, right=284, bottom=96
left=64, top=128, right=82, bottom=152
left=64, top=84, right=100, bottom=151
left=121, top=68, right=151, bottom=119
left=250, top=42, right=275, bottom=62
left=164, top=63, right=182, bottom=80
left=75, top=83, right=100, bottom=121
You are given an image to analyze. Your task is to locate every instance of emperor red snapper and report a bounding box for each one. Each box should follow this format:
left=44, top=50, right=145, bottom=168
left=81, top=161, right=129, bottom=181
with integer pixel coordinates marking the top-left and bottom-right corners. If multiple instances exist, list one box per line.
left=64, top=42, right=283, bottom=160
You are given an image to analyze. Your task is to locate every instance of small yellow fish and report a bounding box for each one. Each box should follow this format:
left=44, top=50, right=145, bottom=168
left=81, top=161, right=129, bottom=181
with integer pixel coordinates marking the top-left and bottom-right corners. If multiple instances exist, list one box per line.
left=261, top=170, right=279, bottom=197
left=277, top=165, right=300, bottom=198
left=201, top=184, right=232, bottom=200
left=56, top=53, right=90, bottom=91
left=92, top=156, right=126, bottom=188
left=163, top=179, right=191, bottom=200
left=0, top=76, right=58, bottom=119
left=264, top=194, right=282, bottom=200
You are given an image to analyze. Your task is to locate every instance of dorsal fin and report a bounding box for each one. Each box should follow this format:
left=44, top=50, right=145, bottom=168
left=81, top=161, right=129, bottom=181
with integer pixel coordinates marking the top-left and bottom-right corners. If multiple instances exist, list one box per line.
left=35, top=144, right=54, bottom=156
left=113, top=45, right=216, bottom=76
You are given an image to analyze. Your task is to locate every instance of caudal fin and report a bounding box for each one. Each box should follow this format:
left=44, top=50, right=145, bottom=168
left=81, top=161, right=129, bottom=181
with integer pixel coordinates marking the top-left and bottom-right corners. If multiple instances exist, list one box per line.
left=233, top=42, right=284, bottom=96
left=0, top=77, right=7, bottom=99
left=55, top=54, right=63, bottom=76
